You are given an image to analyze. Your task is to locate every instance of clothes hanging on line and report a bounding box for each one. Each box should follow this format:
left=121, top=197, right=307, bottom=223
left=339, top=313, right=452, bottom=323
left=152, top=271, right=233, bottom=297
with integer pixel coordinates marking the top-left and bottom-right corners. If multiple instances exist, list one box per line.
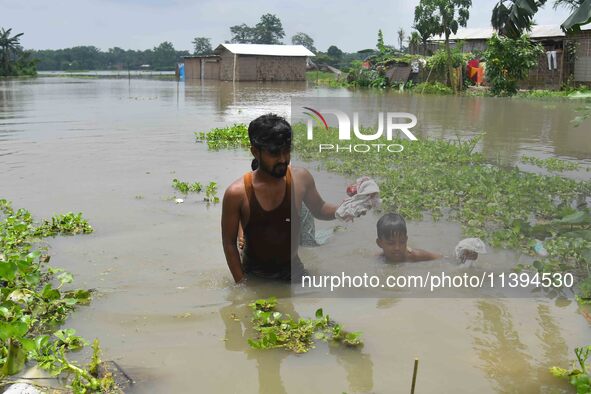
left=546, top=51, right=558, bottom=70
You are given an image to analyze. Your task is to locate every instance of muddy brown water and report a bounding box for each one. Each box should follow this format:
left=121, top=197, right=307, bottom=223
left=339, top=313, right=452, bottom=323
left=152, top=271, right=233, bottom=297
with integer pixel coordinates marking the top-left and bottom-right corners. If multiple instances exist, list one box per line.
left=1, top=77, right=590, bottom=393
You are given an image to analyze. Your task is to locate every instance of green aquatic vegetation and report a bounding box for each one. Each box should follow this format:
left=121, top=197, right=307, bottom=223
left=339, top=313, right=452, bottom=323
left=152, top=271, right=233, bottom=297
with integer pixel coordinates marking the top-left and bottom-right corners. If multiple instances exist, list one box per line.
left=34, top=212, right=93, bottom=237
left=171, top=179, right=218, bottom=203
left=247, top=297, right=363, bottom=353
left=195, top=124, right=250, bottom=150
left=172, top=178, right=202, bottom=194
left=551, top=345, right=591, bottom=393
left=0, top=199, right=114, bottom=392
left=520, top=156, right=580, bottom=172
left=204, top=182, right=219, bottom=203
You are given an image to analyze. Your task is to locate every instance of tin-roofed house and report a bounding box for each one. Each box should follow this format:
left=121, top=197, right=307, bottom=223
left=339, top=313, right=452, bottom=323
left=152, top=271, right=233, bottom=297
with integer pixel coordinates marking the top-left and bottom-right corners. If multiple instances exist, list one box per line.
left=183, top=44, right=315, bottom=82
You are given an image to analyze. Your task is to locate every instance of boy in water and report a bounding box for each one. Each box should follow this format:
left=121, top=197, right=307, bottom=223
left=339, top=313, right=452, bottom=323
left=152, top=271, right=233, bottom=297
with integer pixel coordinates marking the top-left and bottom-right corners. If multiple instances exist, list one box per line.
left=376, top=213, right=441, bottom=263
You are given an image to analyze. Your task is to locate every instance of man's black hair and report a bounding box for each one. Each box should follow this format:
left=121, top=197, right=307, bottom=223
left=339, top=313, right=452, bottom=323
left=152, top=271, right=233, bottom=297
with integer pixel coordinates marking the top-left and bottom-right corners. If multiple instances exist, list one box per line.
left=248, top=113, right=292, bottom=152
left=377, top=213, right=407, bottom=239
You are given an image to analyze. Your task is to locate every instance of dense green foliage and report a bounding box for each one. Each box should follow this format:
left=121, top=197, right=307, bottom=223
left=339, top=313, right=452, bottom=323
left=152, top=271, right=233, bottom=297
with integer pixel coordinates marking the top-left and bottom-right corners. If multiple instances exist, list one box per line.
left=230, top=14, right=285, bottom=44
left=484, top=34, right=544, bottom=95
left=0, top=28, right=37, bottom=77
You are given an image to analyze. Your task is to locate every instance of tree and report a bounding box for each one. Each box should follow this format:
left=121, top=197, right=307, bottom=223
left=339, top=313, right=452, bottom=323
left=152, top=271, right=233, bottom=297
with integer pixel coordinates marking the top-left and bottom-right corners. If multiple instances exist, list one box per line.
left=192, top=37, right=212, bottom=55
left=397, top=28, right=406, bottom=51
left=0, top=28, right=24, bottom=76
left=491, top=0, right=547, bottom=39
left=230, top=24, right=255, bottom=43
left=327, top=45, right=343, bottom=59
left=253, top=14, right=285, bottom=44
left=408, top=31, right=422, bottom=54
left=152, top=41, right=177, bottom=70
left=230, top=14, right=285, bottom=44
left=291, top=32, right=316, bottom=52
left=414, top=0, right=472, bottom=93
left=413, top=14, right=439, bottom=55
left=377, top=29, right=386, bottom=54
left=560, top=0, right=591, bottom=31
left=484, top=34, right=543, bottom=95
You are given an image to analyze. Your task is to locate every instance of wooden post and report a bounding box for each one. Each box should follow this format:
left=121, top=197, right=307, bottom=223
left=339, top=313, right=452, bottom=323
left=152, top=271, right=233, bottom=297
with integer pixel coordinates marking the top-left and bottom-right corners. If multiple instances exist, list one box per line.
left=410, top=358, right=419, bottom=394
left=233, top=53, right=237, bottom=83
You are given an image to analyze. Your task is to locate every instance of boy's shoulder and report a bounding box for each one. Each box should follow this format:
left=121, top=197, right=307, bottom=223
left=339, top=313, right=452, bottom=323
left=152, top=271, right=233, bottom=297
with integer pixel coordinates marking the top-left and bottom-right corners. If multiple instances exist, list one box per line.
left=407, top=247, right=442, bottom=262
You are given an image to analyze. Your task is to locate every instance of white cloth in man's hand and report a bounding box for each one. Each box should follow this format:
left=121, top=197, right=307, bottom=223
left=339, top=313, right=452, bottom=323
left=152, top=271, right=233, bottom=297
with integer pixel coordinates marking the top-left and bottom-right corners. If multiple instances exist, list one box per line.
left=336, top=176, right=380, bottom=221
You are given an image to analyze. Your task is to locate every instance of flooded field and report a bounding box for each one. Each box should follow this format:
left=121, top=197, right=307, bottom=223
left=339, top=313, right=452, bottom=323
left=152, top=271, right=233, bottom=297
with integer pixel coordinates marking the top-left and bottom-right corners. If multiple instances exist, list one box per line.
left=1, top=77, right=590, bottom=393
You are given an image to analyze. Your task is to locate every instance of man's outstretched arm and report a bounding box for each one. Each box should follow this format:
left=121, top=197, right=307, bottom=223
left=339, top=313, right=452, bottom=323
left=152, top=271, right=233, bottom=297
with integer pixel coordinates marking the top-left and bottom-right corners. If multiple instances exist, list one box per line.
left=301, top=169, right=337, bottom=220
left=221, top=185, right=244, bottom=283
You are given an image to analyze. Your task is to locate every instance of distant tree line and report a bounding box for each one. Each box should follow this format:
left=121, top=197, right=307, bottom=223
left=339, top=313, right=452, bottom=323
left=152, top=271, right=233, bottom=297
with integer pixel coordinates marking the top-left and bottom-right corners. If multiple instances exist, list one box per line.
left=31, top=41, right=190, bottom=71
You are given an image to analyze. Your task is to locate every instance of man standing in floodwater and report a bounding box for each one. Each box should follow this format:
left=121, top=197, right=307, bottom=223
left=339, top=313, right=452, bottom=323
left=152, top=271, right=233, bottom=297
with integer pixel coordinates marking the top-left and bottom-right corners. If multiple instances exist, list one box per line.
left=221, top=114, right=338, bottom=283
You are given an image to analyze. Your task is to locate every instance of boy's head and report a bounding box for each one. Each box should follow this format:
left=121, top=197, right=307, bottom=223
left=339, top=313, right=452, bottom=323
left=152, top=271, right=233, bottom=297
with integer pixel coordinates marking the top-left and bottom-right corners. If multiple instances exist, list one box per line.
left=248, top=114, right=292, bottom=178
left=376, top=213, right=408, bottom=261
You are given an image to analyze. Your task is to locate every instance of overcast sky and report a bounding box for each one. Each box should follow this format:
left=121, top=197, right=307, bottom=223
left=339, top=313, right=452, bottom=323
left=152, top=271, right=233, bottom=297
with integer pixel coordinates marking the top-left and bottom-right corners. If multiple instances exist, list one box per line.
left=1, top=0, right=572, bottom=52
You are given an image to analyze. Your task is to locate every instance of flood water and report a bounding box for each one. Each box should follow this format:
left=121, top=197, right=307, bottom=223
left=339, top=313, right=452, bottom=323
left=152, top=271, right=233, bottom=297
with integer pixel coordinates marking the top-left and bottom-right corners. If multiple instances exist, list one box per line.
left=1, top=77, right=590, bottom=393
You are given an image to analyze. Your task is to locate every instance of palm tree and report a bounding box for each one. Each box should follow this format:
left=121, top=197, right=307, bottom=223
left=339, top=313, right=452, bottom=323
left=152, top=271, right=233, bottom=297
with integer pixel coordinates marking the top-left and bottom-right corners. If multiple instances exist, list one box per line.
left=491, top=0, right=546, bottom=38
left=0, top=28, right=24, bottom=76
left=397, top=28, right=406, bottom=51
left=408, top=31, right=422, bottom=54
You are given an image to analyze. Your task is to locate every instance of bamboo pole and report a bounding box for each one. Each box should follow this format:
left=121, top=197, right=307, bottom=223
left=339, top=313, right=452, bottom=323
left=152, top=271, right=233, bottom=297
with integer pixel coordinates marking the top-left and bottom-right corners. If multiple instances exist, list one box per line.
left=410, top=358, right=419, bottom=394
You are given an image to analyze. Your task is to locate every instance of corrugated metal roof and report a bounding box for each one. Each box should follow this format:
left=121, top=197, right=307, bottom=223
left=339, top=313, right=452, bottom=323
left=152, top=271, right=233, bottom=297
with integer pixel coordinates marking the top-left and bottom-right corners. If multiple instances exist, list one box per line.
left=429, top=24, right=591, bottom=41
left=215, top=43, right=315, bottom=57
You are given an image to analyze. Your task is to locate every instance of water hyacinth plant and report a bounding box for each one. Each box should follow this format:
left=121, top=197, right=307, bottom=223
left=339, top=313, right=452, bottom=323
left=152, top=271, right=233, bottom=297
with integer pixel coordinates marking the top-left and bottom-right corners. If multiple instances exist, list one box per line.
left=247, top=297, right=362, bottom=353
left=195, top=124, right=250, bottom=150
left=171, top=179, right=218, bottom=203
left=0, top=199, right=115, bottom=392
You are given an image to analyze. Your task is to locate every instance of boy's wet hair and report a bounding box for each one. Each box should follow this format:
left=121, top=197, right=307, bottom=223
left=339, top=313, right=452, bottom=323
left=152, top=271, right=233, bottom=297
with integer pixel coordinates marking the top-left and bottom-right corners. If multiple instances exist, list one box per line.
left=377, top=213, right=407, bottom=239
left=248, top=113, right=292, bottom=152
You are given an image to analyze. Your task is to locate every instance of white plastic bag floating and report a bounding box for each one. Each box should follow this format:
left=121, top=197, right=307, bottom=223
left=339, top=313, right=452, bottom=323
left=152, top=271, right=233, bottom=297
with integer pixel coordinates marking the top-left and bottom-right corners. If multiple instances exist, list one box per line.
left=455, top=238, right=487, bottom=262
left=336, top=176, right=381, bottom=222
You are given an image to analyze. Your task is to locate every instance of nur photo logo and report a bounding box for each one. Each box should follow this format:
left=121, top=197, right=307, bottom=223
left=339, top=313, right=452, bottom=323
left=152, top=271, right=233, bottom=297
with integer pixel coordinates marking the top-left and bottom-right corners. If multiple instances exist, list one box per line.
left=303, top=106, right=418, bottom=153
